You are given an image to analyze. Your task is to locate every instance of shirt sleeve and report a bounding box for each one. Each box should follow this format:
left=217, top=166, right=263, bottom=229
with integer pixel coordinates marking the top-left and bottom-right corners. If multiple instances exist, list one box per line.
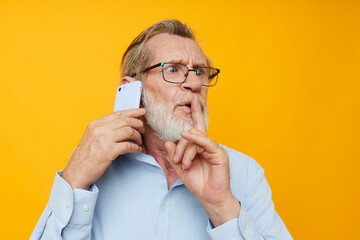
left=206, top=206, right=264, bottom=240
left=207, top=153, right=293, bottom=240
left=207, top=200, right=292, bottom=240
left=30, top=172, right=99, bottom=240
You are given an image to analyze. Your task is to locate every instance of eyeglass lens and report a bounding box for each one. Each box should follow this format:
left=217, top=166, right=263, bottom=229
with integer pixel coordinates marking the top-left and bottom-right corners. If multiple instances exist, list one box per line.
left=162, top=63, right=217, bottom=86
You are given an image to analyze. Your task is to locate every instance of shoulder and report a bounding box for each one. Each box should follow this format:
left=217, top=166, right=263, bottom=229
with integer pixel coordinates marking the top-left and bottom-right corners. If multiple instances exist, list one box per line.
left=220, top=144, right=265, bottom=200
left=221, top=144, right=264, bottom=174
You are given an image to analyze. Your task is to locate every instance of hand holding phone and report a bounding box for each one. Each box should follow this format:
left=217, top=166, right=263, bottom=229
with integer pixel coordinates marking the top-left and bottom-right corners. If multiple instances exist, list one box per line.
left=62, top=81, right=145, bottom=190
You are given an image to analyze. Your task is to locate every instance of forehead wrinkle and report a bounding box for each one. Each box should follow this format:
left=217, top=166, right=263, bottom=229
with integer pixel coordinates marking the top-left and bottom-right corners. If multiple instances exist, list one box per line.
left=146, top=34, right=207, bottom=67
left=180, top=37, right=207, bottom=67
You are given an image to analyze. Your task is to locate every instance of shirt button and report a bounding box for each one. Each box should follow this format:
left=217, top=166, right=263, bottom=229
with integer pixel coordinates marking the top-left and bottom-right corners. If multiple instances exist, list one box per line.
left=65, top=200, right=71, bottom=208
left=161, top=205, right=167, bottom=211
left=244, top=227, right=251, bottom=236
left=83, top=204, right=89, bottom=212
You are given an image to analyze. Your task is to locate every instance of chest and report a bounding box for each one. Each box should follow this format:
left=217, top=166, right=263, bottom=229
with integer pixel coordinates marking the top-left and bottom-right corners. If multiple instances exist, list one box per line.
left=92, top=162, right=211, bottom=240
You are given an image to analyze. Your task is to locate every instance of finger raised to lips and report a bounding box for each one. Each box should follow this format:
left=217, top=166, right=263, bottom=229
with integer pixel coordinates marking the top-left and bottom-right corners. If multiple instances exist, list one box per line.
left=191, top=95, right=207, bottom=133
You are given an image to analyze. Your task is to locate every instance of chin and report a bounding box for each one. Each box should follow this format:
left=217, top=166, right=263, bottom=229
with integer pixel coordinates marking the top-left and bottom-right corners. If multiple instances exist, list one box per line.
left=174, top=114, right=193, bottom=126
left=155, top=117, right=193, bottom=142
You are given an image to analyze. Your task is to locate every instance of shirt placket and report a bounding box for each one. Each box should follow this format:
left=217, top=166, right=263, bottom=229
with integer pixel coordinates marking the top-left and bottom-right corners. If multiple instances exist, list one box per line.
left=155, top=177, right=173, bottom=240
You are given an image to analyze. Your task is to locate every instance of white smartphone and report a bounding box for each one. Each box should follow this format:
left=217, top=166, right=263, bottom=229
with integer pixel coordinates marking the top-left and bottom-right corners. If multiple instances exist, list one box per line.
left=113, top=81, right=142, bottom=111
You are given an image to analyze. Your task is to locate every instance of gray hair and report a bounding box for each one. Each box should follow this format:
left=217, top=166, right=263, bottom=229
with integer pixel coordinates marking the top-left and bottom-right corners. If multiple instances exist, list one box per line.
left=121, top=19, right=211, bottom=80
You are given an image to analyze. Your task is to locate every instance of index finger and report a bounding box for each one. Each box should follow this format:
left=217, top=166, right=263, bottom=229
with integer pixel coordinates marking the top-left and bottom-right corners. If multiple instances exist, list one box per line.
left=191, top=95, right=207, bottom=133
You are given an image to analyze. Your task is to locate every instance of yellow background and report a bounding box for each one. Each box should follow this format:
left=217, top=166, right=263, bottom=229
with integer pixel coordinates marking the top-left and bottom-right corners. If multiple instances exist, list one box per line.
left=1, top=0, right=359, bottom=239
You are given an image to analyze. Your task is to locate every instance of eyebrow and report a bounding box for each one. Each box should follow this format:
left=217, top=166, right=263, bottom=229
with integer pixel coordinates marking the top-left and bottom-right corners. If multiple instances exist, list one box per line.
left=192, top=63, right=208, bottom=68
left=165, top=59, right=208, bottom=68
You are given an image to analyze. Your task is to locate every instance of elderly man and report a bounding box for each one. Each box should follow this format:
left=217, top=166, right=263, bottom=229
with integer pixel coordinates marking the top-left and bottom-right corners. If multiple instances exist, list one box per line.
left=31, top=20, right=292, bottom=240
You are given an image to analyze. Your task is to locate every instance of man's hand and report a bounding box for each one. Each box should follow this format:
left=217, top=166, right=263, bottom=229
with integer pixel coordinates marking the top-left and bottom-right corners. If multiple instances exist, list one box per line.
left=165, top=96, right=240, bottom=227
left=61, top=108, right=146, bottom=190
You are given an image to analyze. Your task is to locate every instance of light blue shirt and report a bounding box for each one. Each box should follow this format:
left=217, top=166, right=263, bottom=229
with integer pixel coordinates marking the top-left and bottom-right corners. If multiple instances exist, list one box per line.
left=30, top=145, right=292, bottom=240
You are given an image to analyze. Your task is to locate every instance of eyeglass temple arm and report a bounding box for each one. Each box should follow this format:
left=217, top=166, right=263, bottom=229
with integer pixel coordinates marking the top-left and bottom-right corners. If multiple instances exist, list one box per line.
left=130, top=63, right=164, bottom=77
left=209, top=69, right=220, bottom=79
left=142, top=63, right=164, bottom=73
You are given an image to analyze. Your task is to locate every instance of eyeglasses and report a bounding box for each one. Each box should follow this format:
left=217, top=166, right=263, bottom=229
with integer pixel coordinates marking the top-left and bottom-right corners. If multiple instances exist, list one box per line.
left=140, top=62, right=220, bottom=87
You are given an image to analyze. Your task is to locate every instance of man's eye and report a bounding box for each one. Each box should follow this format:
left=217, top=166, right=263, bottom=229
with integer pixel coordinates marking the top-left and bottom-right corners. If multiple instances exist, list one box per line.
left=195, top=69, right=203, bottom=76
left=166, top=66, right=178, bottom=73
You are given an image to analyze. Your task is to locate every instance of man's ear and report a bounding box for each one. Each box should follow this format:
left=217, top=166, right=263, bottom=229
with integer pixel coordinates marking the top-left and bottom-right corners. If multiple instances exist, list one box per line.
left=120, top=76, right=137, bottom=85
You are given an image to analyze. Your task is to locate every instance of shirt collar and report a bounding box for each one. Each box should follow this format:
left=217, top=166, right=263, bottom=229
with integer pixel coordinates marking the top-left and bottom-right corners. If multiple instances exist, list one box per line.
left=127, top=152, right=184, bottom=187
left=128, top=152, right=160, bottom=167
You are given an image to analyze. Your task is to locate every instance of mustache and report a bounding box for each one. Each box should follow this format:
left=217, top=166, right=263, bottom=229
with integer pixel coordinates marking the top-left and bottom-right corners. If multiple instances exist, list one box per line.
left=141, top=88, right=207, bottom=114
left=173, top=95, right=207, bottom=112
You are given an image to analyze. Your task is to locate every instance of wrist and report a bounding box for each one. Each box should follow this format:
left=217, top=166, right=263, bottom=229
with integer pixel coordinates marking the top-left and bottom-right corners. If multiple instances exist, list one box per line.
left=202, top=196, right=241, bottom=227
left=61, top=169, right=90, bottom=190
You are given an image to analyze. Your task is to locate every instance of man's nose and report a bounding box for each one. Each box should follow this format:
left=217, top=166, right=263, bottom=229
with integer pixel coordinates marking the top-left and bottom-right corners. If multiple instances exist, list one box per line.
left=181, top=71, right=202, bottom=92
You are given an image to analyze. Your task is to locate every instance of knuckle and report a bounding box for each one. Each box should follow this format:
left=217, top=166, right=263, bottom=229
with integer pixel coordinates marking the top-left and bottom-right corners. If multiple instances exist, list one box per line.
left=124, top=117, right=131, bottom=124
left=126, top=127, right=135, bottom=136
left=93, top=125, right=109, bottom=140
left=123, top=141, right=134, bottom=151
left=95, top=133, right=108, bottom=145
left=189, top=128, right=197, bottom=134
left=88, top=120, right=97, bottom=129
left=92, top=125, right=102, bottom=136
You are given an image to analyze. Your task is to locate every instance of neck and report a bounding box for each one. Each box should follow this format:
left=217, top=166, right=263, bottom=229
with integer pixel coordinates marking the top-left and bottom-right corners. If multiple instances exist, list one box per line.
left=141, top=122, right=179, bottom=189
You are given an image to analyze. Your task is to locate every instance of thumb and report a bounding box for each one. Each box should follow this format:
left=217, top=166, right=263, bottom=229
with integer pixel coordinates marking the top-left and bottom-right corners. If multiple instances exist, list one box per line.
left=164, top=141, right=184, bottom=176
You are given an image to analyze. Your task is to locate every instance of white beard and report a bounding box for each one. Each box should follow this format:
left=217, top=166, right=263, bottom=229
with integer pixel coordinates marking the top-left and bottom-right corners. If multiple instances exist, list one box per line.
left=142, top=89, right=208, bottom=142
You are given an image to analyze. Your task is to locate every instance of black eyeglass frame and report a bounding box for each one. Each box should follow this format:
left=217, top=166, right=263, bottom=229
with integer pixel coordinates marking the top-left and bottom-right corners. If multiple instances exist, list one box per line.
left=139, top=62, right=220, bottom=87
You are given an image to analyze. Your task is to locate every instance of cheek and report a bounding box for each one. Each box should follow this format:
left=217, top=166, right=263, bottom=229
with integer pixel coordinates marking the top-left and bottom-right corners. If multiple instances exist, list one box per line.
left=144, top=82, right=178, bottom=107
left=154, top=81, right=179, bottom=101
left=142, top=77, right=162, bottom=100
